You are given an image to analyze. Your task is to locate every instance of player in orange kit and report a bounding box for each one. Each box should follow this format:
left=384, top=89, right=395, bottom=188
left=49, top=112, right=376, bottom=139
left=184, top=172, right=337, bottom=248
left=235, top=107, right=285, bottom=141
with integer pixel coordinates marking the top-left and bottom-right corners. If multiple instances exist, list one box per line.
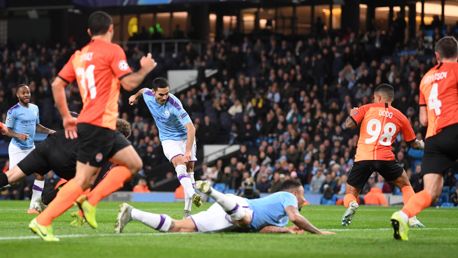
left=391, top=36, right=458, bottom=241
left=340, top=84, right=425, bottom=228
left=28, top=11, right=157, bottom=241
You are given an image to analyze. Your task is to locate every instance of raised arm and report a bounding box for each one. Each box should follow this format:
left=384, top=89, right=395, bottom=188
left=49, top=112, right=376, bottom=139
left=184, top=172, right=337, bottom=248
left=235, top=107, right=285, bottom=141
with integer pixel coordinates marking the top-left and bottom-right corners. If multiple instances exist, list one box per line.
left=285, top=206, right=334, bottom=235
left=120, top=54, right=157, bottom=91
left=129, top=88, right=148, bottom=105
left=183, top=122, right=196, bottom=163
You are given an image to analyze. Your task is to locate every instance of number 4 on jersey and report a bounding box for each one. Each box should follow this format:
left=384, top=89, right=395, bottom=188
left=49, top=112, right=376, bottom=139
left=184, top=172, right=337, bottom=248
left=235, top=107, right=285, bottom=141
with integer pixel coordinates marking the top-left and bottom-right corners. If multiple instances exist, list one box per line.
left=428, top=83, right=442, bottom=116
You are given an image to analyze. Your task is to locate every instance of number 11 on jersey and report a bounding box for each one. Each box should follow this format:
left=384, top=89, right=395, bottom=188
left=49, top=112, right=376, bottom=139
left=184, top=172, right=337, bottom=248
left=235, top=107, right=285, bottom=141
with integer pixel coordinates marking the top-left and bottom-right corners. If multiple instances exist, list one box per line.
left=428, top=83, right=442, bottom=116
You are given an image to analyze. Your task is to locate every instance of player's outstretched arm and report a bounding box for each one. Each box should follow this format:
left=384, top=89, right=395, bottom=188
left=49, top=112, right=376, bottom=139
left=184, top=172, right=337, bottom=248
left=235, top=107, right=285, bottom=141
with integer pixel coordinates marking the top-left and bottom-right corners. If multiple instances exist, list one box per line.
left=52, top=77, right=77, bottom=139
left=285, top=206, right=335, bottom=235
left=121, top=53, right=157, bottom=91
left=259, top=225, right=306, bottom=234
left=129, top=88, right=148, bottom=105
left=36, top=124, right=56, bottom=134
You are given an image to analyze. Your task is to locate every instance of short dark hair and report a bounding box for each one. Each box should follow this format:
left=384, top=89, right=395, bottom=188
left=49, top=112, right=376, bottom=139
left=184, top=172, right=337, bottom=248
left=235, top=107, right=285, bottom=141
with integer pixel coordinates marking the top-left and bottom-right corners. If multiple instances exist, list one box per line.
left=88, top=11, right=113, bottom=36
left=280, top=179, right=303, bottom=192
left=435, top=36, right=458, bottom=59
left=374, top=84, right=394, bottom=101
left=16, top=84, right=28, bottom=92
left=152, top=77, right=169, bottom=91
left=116, top=118, right=132, bottom=138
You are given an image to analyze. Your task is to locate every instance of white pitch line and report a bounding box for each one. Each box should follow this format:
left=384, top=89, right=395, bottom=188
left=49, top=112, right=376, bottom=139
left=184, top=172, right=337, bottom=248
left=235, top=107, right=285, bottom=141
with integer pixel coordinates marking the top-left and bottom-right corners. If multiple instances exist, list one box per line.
left=0, top=228, right=457, bottom=241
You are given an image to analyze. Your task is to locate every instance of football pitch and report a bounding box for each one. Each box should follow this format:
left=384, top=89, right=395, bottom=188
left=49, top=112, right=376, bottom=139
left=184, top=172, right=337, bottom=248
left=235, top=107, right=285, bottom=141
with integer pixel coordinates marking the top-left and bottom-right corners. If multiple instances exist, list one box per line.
left=0, top=201, right=457, bottom=258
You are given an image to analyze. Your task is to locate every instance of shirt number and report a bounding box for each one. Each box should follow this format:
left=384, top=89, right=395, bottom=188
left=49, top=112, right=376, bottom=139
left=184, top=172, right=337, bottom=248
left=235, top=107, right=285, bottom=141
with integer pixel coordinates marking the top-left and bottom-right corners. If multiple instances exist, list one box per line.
left=76, top=65, right=96, bottom=100
left=365, top=119, right=397, bottom=146
left=428, top=83, right=442, bottom=116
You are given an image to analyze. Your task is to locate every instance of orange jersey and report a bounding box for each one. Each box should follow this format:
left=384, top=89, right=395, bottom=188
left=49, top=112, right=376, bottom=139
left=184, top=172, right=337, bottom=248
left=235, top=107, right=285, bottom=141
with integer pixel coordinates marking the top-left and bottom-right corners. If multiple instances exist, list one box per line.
left=419, top=62, right=458, bottom=139
left=58, top=39, right=132, bottom=130
left=351, top=103, right=416, bottom=162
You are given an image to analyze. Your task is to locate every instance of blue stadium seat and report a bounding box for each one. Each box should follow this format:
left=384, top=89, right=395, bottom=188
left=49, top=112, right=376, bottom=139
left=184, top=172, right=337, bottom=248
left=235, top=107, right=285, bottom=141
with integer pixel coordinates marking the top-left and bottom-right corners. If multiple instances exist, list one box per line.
left=437, top=192, right=449, bottom=205
left=320, top=195, right=336, bottom=205
left=303, top=184, right=310, bottom=191
left=454, top=174, right=458, bottom=181
left=393, top=187, right=402, bottom=195
left=441, top=202, right=454, bottom=208
left=304, top=190, right=313, bottom=194
left=214, top=183, right=227, bottom=193
left=225, top=189, right=236, bottom=194
left=442, top=186, right=450, bottom=195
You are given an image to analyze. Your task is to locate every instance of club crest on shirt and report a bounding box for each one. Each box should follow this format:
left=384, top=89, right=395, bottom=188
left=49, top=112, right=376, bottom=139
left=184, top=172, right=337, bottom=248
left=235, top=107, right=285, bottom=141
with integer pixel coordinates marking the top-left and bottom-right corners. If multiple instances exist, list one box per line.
left=34, top=111, right=37, bottom=116
left=95, top=153, right=103, bottom=163
left=165, top=110, right=170, bottom=116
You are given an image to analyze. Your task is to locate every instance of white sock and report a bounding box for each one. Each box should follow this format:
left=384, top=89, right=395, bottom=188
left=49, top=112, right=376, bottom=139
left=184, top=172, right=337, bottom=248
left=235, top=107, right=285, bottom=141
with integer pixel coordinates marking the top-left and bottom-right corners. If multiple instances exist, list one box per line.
left=188, top=172, right=195, bottom=188
left=30, top=180, right=44, bottom=209
left=184, top=190, right=192, bottom=211
left=131, top=208, right=172, bottom=232
left=176, top=165, right=195, bottom=198
left=399, top=210, right=409, bottom=223
left=209, top=187, right=245, bottom=220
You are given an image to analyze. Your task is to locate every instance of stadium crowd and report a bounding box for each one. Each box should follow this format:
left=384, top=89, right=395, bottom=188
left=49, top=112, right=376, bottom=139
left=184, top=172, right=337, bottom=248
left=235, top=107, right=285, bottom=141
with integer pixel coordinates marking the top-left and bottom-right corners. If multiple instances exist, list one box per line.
left=1, top=21, right=458, bottom=202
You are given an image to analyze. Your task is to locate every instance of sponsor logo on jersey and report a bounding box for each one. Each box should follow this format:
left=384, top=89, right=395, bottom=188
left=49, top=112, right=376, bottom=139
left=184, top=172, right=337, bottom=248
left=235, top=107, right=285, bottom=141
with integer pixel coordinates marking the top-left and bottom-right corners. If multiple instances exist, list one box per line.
left=95, top=153, right=103, bottom=163
left=6, top=117, right=11, bottom=123
left=118, top=60, right=129, bottom=71
left=181, top=113, right=188, bottom=119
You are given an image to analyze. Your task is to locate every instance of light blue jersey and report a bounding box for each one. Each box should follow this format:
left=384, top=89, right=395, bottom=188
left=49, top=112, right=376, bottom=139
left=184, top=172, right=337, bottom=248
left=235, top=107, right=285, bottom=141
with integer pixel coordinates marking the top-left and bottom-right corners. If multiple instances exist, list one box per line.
left=5, top=103, right=40, bottom=150
left=143, top=90, right=192, bottom=141
left=245, top=191, right=298, bottom=231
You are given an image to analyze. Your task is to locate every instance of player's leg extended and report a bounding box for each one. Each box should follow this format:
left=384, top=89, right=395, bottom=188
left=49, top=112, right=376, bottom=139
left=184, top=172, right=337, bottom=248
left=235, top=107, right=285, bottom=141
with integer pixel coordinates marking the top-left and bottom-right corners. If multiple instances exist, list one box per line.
left=115, top=203, right=193, bottom=233
left=390, top=171, right=424, bottom=227
left=195, top=181, right=250, bottom=226
left=82, top=146, right=142, bottom=228
left=0, top=166, right=28, bottom=187
left=31, top=164, right=97, bottom=241
left=391, top=174, right=440, bottom=241
left=29, top=173, right=45, bottom=213
left=341, top=184, right=360, bottom=226
left=172, top=155, right=201, bottom=213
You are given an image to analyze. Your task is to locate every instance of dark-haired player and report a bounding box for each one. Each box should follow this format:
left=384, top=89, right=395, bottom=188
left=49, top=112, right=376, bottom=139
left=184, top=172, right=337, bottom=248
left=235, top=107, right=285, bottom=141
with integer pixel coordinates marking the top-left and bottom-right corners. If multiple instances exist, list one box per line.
left=29, top=11, right=157, bottom=241
left=115, top=179, right=334, bottom=235
left=391, top=36, right=458, bottom=241
left=0, top=118, right=132, bottom=226
left=341, top=84, right=425, bottom=228
left=5, top=84, right=56, bottom=213
left=129, top=77, right=201, bottom=219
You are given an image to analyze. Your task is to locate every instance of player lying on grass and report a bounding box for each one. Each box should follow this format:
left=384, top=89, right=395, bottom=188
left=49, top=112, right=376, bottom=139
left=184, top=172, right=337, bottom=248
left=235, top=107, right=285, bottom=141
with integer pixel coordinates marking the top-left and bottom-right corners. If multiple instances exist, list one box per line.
left=115, top=179, right=335, bottom=235
left=0, top=117, right=131, bottom=226
left=341, top=84, right=425, bottom=228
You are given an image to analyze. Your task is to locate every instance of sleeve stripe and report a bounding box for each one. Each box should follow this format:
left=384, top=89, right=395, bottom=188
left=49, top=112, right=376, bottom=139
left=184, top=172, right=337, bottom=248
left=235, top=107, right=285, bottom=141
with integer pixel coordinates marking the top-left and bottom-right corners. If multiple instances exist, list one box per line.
left=119, top=72, right=133, bottom=80
left=57, top=75, right=70, bottom=84
left=349, top=116, right=357, bottom=126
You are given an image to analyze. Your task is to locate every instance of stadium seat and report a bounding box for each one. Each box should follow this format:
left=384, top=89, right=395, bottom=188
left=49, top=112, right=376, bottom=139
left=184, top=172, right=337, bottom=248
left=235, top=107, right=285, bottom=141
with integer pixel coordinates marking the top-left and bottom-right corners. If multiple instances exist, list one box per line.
left=451, top=186, right=457, bottom=194
left=304, top=190, right=313, bottom=194
left=320, top=195, right=336, bottom=205
left=437, top=192, right=449, bottom=205
left=454, top=174, right=458, bottom=181
left=441, top=202, right=454, bottom=207
left=303, top=184, right=310, bottom=191
left=214, top=183, right=227, bottom=193
left=225, top=189, right=236, bottom=194
left=442, top=186, right=450, bottom=195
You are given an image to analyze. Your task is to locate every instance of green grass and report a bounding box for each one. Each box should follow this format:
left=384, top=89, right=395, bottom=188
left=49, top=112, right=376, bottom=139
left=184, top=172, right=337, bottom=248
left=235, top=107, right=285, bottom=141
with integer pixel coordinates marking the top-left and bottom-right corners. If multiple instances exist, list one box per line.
left=1, top=201, right=457, bottom=258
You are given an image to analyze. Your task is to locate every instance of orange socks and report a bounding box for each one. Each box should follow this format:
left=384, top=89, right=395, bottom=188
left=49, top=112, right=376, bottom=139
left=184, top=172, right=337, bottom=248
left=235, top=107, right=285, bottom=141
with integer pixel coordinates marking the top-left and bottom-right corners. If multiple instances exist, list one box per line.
left=86, top=166, right=132, bottom=206
left=401, top=186, right=415, bottom=205
left=343, top=194, right=357, bottom=208
left=37, top=179, right=83, bottom=226
left=401, top=190, right=432, bottom=218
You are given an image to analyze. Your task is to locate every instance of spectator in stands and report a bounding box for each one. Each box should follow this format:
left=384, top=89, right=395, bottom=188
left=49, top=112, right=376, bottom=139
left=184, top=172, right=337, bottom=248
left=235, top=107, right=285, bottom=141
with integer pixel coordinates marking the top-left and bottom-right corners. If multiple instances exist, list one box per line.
left=133, top=178, right=151, bottom=193
left=269, top=172, right=282, bottom=193
left=375, top=174, right=392, bottom=193
left=444, top=170, right=457, bottom=188
left=362, top=174, right=376, bottom=194
left=397, top=151, right=410, bottom=171
left=257, top=174, right=271, bottom=193
left=310, top=168, right=326, bottom=194
left=451, top=187, right=458, bottom=207
left=335, top=174, right=348, bottom=194
left=320, top=173, right=337, bottom=194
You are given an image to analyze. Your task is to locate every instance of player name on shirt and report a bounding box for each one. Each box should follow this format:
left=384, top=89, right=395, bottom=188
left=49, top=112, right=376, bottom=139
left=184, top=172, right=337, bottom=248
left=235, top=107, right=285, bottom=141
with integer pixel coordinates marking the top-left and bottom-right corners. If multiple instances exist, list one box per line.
left=422, top=71, right=447, bottom=84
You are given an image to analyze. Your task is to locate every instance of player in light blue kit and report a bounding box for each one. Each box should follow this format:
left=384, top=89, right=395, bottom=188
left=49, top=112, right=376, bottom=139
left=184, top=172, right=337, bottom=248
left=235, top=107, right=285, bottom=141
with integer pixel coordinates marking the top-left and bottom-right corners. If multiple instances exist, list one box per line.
left=5, top=84, right=55, bottom=213
left=115, top=179, right=335, bottom=235
left=129, top=77, right=201, bottom=219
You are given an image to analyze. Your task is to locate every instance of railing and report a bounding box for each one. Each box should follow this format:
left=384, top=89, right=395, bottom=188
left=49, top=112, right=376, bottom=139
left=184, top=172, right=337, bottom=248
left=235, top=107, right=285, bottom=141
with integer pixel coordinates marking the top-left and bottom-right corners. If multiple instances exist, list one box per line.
left=202, top=144, right=241, bottom=164
left=113, top=39, right=208, bottom=57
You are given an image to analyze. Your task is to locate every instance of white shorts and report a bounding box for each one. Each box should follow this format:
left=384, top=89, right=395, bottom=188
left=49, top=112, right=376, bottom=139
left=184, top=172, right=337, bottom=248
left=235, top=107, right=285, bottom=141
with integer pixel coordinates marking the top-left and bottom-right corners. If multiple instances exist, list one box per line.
left=9, top=142, right=35, bottom=170
left=189, top=195, right=252, bottom=233
left=162, top=138, right=197, bottom=162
